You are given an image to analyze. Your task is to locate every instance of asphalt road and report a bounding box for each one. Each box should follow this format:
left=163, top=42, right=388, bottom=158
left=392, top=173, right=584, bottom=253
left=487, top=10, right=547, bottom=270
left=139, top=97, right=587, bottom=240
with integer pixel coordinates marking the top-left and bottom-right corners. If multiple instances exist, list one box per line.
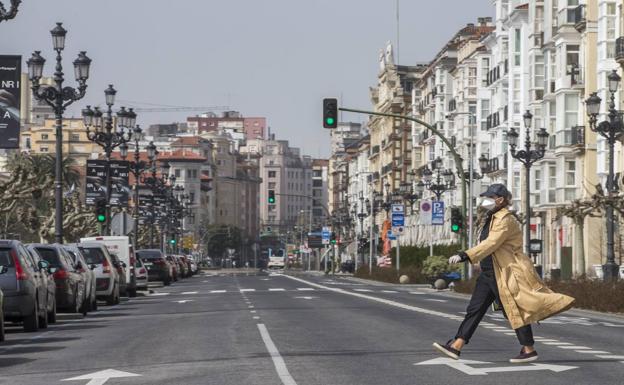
left=1, top=270, right=623, bottom=385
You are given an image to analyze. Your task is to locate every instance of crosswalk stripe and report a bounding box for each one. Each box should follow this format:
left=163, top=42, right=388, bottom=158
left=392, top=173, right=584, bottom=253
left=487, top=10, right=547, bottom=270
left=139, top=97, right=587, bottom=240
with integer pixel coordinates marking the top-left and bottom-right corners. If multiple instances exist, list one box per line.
left=269, top=288, right=285, bottom=291
left=181, top=291, right=198, bottom=295
left=558, top=346, right=591, bottom=350
left=543, top=342, right=573, bottom=346
left=381, top=290, right=398, bottom=293
left=210, top=290, right=227, bottom=293
left=354, top=289, right=372, bottom=292
left=575, top=350, right=611, bottom=354
left=240, top=289, right=256, bottom=292
left=297, top=288, right=315, bottom=291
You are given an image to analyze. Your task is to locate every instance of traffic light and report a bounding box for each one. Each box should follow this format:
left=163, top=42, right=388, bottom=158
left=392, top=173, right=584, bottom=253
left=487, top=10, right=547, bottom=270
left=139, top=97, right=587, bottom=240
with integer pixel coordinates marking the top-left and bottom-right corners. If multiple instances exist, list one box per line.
left=268, top=190, right=276, bottom=204
left=169, top=238, right=177, bottom=246
left=450, top=207, right=463, bottom=234
left=323, top=98, right=338, bottom=128
left=95, top=198, right=106, bottom=223
left=330, top=232, right=337, bottom=245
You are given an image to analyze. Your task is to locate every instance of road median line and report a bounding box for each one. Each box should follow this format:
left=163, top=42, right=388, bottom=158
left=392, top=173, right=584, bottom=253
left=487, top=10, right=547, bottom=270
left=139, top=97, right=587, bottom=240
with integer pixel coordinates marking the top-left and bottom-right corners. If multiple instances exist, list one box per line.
left=257, top=324, right=297, bottom=385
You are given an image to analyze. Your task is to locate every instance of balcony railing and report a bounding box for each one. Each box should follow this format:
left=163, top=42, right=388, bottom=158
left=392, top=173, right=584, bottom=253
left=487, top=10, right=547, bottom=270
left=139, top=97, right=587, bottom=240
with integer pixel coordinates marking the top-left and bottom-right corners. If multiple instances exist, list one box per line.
left=573, top=4, right=586, bottom=32
left=616, top=37, right=624, bottom=65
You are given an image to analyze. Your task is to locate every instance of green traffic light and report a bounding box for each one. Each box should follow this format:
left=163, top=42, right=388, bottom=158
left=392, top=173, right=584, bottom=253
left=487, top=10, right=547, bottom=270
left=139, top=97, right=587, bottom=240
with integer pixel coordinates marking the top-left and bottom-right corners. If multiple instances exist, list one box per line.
left=326, top=117, right=335, bottom=125
left=169, top=239, right=176, bottom=245
left=451, top=224, right=460, bottom=232
left=97, top=214, right=106, bottom=223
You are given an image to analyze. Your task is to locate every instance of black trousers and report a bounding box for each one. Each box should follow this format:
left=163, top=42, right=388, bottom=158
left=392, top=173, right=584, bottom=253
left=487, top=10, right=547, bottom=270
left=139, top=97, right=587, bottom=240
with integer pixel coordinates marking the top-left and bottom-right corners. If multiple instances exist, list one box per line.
left=455, top=272, right=534, bottom=346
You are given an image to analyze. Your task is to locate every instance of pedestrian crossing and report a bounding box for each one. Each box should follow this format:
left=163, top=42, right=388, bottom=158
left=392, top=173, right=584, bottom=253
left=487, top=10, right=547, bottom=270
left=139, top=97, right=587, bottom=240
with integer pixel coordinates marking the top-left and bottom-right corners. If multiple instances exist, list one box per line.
left=149, top=286, right=437, bottom=297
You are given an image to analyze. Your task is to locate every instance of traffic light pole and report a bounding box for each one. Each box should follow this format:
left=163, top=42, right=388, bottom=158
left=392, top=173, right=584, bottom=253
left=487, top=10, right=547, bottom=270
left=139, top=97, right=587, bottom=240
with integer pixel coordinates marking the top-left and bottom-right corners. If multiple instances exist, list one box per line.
left=339, top=107, right=468, bottom=251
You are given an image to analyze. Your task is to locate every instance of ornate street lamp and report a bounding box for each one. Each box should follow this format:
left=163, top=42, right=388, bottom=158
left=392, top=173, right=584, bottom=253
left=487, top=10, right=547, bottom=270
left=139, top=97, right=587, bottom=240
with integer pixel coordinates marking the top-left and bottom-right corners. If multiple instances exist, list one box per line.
left=0, top=0, right=21, bottom=23
left=508, top=110, right=549, bottom=260
left=422, top=158, right=456, bottom=201
left=585, top=69, right=624, bottom=281
left=27, top=23, right=92, bottom=244
left=82, top=85, right=134, bottom=235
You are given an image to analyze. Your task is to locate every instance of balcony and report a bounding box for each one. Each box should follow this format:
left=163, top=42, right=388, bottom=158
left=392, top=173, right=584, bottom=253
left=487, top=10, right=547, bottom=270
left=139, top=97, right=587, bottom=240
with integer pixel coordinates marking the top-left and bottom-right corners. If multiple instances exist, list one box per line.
left=369, top=145, right=380, bottom=158
left=557, top=126, right=585, bottom=149
left=569, top=64, right=584, bottom=87
left=616, top=37, right=624, bottom=66
left=573, top=4, right=586, bottom=32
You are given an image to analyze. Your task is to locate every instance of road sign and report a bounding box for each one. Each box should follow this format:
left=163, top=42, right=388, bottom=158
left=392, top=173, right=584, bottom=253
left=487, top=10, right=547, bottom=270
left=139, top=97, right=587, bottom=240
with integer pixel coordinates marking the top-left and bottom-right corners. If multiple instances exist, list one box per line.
left=419, top=200, right=432, bottom=225
left=111, top=212, right=135, bottom=236
left=391, top=203, right=405, bottom=227
left=432, top=201, right=445, bottom=226
left=414, top=357, right=577, bottom=376
left=321, top=226, right=331, bottom=245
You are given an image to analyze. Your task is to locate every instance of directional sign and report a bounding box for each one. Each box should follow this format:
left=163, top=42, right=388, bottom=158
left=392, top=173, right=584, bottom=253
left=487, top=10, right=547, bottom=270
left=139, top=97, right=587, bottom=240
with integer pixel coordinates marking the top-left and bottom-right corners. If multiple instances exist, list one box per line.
left=391, top=203, right=405, bottom=227
left=321, top=226, right=331, bottom=245
left=63, top=369, right=141, bottom=385
left=414, top=357, right=577, bottom=376
left=431, top=201, right=445, bottom=226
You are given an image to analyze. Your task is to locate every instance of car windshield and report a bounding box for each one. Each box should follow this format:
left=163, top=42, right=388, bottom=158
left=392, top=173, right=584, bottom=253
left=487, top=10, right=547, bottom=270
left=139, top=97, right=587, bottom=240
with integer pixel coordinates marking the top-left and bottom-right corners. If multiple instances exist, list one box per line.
left=34, top=247, right=62, bottom=267
left=79, top=247, right=106, bottom=265
left=0, top=247, right=15, bottom=267
left=137, top=250, right=162, bottom=260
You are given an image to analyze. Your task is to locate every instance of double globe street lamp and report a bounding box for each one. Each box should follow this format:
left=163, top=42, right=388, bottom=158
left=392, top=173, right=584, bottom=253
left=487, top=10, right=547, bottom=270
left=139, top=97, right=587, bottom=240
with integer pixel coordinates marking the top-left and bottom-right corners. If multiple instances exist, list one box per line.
left=507, top=110, right=550, bottom=259
left=82, top=85, right=136, bottom=235
left=585, top=69, right=623, bottom=281
left=27, top=22, right=92, bottom=244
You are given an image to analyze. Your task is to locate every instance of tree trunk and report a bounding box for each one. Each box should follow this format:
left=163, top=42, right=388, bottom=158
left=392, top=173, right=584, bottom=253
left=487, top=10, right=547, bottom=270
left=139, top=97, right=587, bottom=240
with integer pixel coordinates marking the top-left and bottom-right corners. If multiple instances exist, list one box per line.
left=574, top=220, right=585, bottom=277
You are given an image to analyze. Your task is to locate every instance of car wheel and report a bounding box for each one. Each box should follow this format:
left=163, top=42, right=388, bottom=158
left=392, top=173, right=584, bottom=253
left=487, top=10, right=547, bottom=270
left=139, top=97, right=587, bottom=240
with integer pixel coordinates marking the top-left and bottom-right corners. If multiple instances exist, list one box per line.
left=106, top=285, right=116, bottom=306
left=38, top=298, right=49, bottom=329
left=48, top=299, right=57, bottom=324
left=23, top=301, right=39, bottom=332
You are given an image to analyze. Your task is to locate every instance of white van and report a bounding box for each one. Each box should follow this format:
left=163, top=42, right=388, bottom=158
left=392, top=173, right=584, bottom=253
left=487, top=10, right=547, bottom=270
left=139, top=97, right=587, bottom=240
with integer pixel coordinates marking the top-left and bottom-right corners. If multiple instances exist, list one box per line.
left=80, top=236, right=137, bottom=297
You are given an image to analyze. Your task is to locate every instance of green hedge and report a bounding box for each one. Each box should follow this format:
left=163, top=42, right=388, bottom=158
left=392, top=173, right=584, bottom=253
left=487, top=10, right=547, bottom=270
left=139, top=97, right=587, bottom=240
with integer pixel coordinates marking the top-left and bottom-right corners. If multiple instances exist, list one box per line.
left=389, top=243, right=461, bottom=268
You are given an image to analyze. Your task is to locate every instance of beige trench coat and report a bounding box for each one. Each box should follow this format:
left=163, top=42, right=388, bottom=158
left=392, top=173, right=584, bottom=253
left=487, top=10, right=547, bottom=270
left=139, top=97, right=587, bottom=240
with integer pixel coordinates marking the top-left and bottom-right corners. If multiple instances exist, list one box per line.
left=465, top=207, right=575, bottom=329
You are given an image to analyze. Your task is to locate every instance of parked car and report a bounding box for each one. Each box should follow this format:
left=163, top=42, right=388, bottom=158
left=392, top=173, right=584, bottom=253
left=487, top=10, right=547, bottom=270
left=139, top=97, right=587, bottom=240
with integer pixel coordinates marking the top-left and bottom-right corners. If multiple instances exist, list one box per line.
left=137, top=249, right=172, bottom=285
left=0, top=240, right=52, bottom=332
left=0, top=286, right=4, bottom=342
left=80, top=237, right=137, bottom=297
left=65, top=245, right=97, bottom=312
left=189, top=258, right=198, bottom=275
left=174, top=255, right=188, bottom=278
left=31, top=243, right=87, bottom=316
left=25, top=245, right=57, bottom=324
left=75, top=243, right=120, bottom=305
left=166, top=255, right=180, bottom=281
left=134, top=258, right=148, bottom=291
left=108, top=253, right=128, bottom=296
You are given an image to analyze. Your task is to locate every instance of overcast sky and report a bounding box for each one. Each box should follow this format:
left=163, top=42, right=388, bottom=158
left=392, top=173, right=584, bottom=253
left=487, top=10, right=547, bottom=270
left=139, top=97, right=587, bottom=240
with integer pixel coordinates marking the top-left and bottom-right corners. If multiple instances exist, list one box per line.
left=1, top=0, right=493, bottom=158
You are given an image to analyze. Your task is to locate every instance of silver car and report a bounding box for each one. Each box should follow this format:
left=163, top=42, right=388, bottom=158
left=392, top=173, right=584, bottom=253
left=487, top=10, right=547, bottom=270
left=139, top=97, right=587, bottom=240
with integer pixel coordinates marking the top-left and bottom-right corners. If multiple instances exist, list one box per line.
left=0, top=240, right=51, bottom=332
left=65, top=245, right=98, bottom=312
left=76, top=243, right=120, bottom=305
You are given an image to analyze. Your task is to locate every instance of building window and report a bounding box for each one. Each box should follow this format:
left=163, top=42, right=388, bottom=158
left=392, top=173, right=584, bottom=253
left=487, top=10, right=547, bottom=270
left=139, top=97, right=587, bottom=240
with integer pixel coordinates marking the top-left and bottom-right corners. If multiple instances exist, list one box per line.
left=564, top=94, right=578, bottom=129
left=534, top=169, right=542, bottom=205
left=313, top=179, right=323, bottom=187
left=41, top=134, right=49, bottom=140
left=268, top=182, right=276, bottom=189
left=40, top=147, right=49, bottom=152
left=268, top=205, right=276, bottom=212
left=268, top=171, right=276, bottom=178
left=70, top=134, right=80, bottom=141
left=549, top=165, right=557, bottom=203
left=175, top=169, right=181, bottom=178
left=481, top=58, right=490, bottom=87
left=189, top=192, right=195, bottom=204
left=514, top=29, right=521, bottom=66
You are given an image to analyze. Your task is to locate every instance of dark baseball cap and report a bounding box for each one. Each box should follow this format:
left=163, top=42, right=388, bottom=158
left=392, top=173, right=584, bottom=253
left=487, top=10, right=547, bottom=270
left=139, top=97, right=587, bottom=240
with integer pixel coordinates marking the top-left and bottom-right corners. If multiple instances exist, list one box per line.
left=480, top=183, right=511, bottom=198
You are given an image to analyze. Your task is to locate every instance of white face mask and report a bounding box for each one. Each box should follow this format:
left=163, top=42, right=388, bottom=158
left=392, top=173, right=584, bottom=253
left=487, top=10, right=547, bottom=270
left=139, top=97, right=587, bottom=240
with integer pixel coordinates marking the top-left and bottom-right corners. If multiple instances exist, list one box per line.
left=480, top=197, right=496, bottom=210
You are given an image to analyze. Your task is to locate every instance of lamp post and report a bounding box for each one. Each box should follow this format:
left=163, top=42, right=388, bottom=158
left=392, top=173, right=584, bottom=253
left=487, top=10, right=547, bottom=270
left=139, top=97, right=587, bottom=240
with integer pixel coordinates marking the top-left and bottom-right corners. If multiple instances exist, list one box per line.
left=422, top=158, right=456, bottom=201
left=120, top=130, right=155, bottom=244
left=82, top=85, right=135, bottom=235
left=27, top=23, right=92, bottom=244
left=0, top=0, right=20, bottom=22
left=585, top=69, right=623, bottom=281
left=507, top=110, right=549, bottom=260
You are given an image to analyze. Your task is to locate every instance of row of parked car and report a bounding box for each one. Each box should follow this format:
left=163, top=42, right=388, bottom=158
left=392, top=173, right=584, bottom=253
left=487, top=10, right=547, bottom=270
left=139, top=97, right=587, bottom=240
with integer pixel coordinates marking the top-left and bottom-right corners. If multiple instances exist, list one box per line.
left=0, top=237, right=198, bottom=342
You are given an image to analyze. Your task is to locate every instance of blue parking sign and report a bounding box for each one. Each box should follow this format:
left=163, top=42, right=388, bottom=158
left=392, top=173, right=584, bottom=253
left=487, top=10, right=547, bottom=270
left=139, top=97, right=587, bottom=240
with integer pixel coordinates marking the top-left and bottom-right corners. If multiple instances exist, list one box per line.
left=432, top=201, right=445, bottom=226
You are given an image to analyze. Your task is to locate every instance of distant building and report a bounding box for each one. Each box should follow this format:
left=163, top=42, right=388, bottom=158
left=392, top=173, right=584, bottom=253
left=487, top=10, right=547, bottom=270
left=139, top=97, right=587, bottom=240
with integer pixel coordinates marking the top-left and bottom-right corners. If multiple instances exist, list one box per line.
left=187, top=111, right=266, bottom=143
left=311, top=159, right=329, bottom=229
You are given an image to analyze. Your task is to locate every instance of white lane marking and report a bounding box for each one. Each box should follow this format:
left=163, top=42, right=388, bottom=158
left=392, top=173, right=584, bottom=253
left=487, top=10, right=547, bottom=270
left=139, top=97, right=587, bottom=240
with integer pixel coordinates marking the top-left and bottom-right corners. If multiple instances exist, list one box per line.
left=542, top=342, right=573, bottom=346
left=62, top=369, right=141, bottom=384
left=597, top=355, right=624, bottom=359
left=257, top=324, right=297, bottom=385
left=253, top=316, right=260, bottom=320
left=294, top=296, right=316, bottom=300
left=494, top=329, right=511, bottom=333
left=297, top=288, right=315, bottom=291
left=174, top=300, right=194, bottom=304
left=240, top=289, right=256, bottom=292
left=150, top=293, right=170, bottom=296
left=381, top=290, right=398, bottom=293
left=575, top=350, right=611, bottom=354
left=409, top=291, right=426, bottom=295
left=535, top=339, right=558, bottom=342
left=210, top=290, right=227, bottom=293
left=415, top=357, right=577, bottom=375
left=504, top=333, right=517, bottom=336
left=202, top=280, right=209, bottom=283
left=269, top=288, right=286, bottom=291
left=354, top=289, right=373, bottom=292
left=181, top=291, right=198, bottom=295
left=558, top=346, right=591, bottom=350
left=425, top=299, right=448, bottom=303
left=248, top=305, right=254, bottom=308
left=250, top=310, right=257, bottom=313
